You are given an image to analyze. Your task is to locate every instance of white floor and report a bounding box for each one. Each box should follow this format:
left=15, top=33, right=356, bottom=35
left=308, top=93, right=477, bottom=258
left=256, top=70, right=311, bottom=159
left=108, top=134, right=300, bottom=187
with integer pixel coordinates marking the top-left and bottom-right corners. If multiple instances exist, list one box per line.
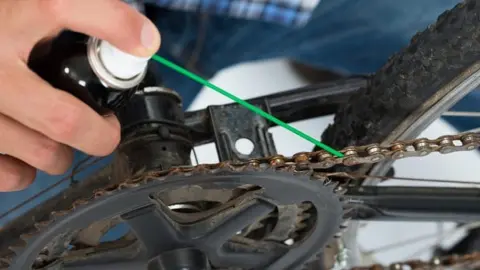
left=187, top=58, right=480, bottom=265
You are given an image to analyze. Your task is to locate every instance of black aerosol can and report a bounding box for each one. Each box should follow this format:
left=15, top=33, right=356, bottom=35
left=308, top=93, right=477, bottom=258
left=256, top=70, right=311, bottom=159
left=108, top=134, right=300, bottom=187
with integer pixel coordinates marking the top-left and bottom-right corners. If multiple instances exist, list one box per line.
left=28, top=31, right=156, bottom=115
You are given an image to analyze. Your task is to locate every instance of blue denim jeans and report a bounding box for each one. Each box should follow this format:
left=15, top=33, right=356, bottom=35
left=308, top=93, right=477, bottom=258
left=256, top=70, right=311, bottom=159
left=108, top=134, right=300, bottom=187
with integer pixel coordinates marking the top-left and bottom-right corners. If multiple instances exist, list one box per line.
left=2, top=0, right=477, bottom=226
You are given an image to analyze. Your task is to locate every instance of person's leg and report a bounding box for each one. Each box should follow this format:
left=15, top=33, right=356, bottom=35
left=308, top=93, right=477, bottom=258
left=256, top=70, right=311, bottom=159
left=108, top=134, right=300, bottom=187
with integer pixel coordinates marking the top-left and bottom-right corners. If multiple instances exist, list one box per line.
left=184, top=0, right=460, bottom=74
left=284, top=0, right=476, bottom=134
left=146, top=6, right=208, bottom=110
left=148, top=0, right=463, bottom=97
left=0, top=151, right=111, bottom=225
left=156, top=0, right=471, bottom=133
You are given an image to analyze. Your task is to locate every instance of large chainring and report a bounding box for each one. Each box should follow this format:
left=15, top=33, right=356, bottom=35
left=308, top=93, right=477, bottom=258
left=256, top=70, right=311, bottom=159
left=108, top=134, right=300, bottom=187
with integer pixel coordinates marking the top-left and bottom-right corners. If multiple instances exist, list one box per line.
left=2, top=167, right=344, bottom=270
left=0, top=131, right=479, bottom=270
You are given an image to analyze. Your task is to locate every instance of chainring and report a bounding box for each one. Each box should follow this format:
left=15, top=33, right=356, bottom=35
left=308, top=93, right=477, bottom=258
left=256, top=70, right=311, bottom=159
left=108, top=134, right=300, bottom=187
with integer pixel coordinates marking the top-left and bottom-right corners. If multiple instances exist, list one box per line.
left=2, top=166, right=344, bottom=270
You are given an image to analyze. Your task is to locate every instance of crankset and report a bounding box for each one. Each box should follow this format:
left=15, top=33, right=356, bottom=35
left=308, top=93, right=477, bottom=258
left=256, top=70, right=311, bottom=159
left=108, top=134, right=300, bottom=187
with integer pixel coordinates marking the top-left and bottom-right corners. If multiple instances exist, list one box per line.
left=0, top=82, right=479, bottom=270
left=2, top=168, right=343, bottom=270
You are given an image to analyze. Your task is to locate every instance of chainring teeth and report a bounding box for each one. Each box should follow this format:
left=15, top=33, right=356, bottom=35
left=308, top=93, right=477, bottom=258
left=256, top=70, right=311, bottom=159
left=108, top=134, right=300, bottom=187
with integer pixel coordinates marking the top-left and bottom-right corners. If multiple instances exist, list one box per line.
left=4, top=164, right=345, bottom=270
left=71, top=199, right=92, bottom=210
left=33, top=221, right=51, bottom=230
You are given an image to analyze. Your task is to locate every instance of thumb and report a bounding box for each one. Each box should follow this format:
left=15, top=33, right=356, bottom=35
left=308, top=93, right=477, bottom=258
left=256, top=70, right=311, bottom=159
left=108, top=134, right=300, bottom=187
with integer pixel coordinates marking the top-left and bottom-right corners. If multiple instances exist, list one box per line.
left=33, top=0, right=161, bottom=57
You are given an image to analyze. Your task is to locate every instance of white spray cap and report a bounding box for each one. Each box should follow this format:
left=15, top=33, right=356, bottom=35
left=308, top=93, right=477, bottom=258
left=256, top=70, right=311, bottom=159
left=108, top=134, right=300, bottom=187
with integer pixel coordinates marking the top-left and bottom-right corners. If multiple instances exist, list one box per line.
left=98, top=41, right=150, bottom=80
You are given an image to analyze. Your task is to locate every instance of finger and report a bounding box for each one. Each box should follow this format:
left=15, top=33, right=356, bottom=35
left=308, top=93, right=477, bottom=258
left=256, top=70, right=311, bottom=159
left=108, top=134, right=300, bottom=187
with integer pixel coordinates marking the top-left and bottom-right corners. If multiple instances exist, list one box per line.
left=0, top=113, right=73, bottom=175
left=105, top=114, right=121, bottom=131
left=0, top=64, right=121, bottom=157
left=38, top=0, right=161, bottom=57
left=0, top=155, right=36, bottom=192
left=1, top=0, right=63, bottom=60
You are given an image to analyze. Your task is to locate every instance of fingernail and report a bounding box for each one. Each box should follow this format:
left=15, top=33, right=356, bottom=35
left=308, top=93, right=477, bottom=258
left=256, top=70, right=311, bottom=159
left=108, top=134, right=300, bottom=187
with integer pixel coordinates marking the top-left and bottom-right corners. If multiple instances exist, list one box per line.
left=140, top=20, right=160, bottom=53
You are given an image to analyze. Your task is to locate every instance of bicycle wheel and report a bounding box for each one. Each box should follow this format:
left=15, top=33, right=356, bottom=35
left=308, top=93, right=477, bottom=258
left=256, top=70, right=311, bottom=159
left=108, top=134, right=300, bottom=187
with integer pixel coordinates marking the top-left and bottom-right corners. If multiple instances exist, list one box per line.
left=320, top=0, right=480, bottom=267
left=322, top=0, right=480, bottom=156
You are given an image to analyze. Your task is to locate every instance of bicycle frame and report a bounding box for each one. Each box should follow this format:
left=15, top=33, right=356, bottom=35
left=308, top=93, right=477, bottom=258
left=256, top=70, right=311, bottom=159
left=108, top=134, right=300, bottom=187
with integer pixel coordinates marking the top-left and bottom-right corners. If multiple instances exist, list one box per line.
left=183, top=77, right=480, bottom=222
left=3, top=77, right=477, bottom=236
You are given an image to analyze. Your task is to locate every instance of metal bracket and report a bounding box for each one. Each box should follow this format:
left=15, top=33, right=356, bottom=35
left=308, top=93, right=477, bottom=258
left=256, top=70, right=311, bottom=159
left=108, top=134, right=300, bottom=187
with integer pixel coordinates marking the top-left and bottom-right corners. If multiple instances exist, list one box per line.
left=208, top=103, right=277, bottom=161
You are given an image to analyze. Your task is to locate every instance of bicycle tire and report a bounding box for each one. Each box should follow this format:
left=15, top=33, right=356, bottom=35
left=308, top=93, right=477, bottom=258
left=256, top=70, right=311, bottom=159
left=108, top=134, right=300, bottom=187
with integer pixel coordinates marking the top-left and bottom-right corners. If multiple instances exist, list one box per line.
left=319, top=0, right=480, bottom=266
left=322, top=0, right=480, bottom=150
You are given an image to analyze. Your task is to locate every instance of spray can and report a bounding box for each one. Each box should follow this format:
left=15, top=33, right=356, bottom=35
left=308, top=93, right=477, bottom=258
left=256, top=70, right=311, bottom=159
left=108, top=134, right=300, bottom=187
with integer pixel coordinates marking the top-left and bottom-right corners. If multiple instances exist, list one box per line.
left=29, top=31, right=156, bottom=115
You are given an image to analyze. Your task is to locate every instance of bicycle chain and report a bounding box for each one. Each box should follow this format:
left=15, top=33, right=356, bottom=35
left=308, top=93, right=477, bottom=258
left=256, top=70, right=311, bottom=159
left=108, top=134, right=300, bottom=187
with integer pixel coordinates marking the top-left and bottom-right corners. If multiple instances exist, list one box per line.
left=1, top=132, right=479, bottom=270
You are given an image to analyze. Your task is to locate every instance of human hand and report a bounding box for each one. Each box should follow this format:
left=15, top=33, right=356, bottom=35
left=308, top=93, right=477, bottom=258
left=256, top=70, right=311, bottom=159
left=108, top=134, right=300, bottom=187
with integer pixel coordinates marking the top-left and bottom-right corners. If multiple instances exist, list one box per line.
left=0, top=0, right=161, bottom=191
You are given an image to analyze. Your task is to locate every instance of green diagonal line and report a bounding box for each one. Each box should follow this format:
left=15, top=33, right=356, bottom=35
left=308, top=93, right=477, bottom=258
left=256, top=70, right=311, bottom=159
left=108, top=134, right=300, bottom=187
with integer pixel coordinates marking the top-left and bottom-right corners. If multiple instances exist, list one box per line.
left=151, top=54, right=344, bottom=157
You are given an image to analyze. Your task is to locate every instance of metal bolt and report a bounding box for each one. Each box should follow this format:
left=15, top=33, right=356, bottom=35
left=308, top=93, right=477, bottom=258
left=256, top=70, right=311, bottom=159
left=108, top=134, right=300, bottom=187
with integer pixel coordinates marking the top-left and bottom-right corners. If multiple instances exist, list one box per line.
left=367, top=146, right=381, bottom=155
left=270, top=156, right=285, bottom=166
left=344, top=149, right=357, bottom=157
left=294, top=153, right=309, bottom=163
left=317, top=152, right=333, bottom=159
left=248, top=160, right=260, bottom=167
left=391, top=143, right=405, bottom=151
left=414, top=140, right=428, bottom=150
left=439, top=137, right=453, bottom=146
left=461, top=135, right=474, bottom=144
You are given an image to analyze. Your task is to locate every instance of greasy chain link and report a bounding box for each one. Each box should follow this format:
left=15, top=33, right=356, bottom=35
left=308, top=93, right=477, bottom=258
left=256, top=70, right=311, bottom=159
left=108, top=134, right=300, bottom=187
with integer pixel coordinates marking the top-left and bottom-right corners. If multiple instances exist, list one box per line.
left=292, top=132, right=480, bottom=169
left=3, top=132, right=480, bottom=270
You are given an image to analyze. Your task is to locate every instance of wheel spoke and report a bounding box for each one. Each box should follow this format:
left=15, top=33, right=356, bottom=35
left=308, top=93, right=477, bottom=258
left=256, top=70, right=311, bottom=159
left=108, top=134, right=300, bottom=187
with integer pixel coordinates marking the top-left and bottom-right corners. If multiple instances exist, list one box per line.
left=121, top=204, right=182, bottom=257
left=350, top=173, right=480, bottom=186
left=464, top=127, right=480, bottom=133
left=443, top=111, right=480, bottom=117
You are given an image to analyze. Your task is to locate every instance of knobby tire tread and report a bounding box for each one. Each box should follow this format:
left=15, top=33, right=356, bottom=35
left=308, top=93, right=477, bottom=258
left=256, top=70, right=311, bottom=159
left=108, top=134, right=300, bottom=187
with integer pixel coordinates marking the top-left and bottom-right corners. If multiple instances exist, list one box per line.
left=322, top=0, right=480, bottom=149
